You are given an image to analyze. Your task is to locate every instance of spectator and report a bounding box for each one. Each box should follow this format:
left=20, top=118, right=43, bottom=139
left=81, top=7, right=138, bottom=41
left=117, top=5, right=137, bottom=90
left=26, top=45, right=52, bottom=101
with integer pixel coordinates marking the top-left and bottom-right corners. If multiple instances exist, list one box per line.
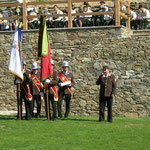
left=138, top=5, right=150, bottom=29
left=130, top=8, right=137, bottom=30
left=51, top=5, right=63, bottom=28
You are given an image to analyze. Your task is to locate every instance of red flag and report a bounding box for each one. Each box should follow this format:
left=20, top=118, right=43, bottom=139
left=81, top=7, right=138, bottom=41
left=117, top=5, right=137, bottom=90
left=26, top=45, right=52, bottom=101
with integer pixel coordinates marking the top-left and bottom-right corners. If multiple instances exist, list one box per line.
left=41, top=44, right=53, bottom=81
left=39, top=15, right=53, bottom=81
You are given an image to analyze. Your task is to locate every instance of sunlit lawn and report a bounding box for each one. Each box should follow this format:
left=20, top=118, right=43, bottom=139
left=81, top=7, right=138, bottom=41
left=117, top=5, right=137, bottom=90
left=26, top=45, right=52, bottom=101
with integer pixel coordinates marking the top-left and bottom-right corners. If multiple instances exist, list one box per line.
left=0, top=116, right=150, bottom=150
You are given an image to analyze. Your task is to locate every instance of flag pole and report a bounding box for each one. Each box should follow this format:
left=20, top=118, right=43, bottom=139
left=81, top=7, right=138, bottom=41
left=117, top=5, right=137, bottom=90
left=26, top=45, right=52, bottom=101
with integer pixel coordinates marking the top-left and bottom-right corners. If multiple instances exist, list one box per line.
left=46, top=89, right=50, bottom=120
left=17, top=7, right=22, bottom=120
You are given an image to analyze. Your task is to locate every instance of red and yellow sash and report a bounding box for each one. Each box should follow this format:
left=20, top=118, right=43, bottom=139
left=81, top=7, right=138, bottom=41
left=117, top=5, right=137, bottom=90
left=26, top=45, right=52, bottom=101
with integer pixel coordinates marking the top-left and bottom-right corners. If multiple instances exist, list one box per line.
left=58, top=73, right=72, bottom=94
left=22, top=84, right=32, bottom=101
left=31, top=74, right=41, bottom=92
left=45, top=77, right=58, bottom=101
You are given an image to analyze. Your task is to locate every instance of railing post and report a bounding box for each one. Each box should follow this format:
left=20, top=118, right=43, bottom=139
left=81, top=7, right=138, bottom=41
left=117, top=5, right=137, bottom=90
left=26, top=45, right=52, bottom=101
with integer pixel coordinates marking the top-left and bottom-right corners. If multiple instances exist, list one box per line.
left=23, top=0, right=28, bottom=30
left=126, top=0, right=130, bottom=29
left=68, top=0, right=72, bottom=28
left=115, top=0, right=120, bottom=26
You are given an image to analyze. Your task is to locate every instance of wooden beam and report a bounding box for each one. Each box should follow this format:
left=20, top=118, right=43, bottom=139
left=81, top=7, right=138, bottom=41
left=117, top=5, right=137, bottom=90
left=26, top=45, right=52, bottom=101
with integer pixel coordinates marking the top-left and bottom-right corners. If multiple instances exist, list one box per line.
left=23, top=0, right=28, bottom=30
left=27, top=1, right=67, bottom=6
left=68, top=0, right=72, bottom=28
left=72, top=0, right=113, bottom=3
left=0, top=2, right=22, bottom=7
left=115, top=0, right=120, bottom=26
left=126, top=0, right=130, bottom=28
left=0, top=16, right=22, bottom=20
left=120, top=12, right=128, bottom=20
left=120, top=0, right=128, bottom=8
left=27, top=14, right=67, bottom=20
left=72, top=11, right=114, bottom=16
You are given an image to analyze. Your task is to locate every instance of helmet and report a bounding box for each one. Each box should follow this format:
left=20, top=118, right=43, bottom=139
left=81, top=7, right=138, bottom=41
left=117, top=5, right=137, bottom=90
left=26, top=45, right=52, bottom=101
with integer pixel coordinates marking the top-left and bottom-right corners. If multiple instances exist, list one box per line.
left=32, top=62, right=39, bottom=70
left=51, top=59, right=54, bottom=65
left=62, top=61, right=69, bottom=67
left=22, top=60, right=26, bottom=65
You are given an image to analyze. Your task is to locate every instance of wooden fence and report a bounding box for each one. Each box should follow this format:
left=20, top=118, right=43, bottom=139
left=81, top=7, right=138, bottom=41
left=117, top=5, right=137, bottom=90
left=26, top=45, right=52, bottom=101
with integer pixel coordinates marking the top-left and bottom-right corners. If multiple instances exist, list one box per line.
left=0, top=0, right=130, bottom=30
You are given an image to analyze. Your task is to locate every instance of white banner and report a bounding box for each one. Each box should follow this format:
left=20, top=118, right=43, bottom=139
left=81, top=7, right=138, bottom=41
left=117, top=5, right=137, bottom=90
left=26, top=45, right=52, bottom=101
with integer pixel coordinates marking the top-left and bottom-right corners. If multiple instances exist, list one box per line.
left=8, top=22, right=23, bottom=81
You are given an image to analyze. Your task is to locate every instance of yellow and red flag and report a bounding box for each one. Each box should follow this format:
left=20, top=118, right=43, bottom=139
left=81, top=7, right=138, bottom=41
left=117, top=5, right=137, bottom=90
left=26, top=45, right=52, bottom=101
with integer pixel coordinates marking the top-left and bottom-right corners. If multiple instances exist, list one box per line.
left=38, top=15, right=53, bottom=81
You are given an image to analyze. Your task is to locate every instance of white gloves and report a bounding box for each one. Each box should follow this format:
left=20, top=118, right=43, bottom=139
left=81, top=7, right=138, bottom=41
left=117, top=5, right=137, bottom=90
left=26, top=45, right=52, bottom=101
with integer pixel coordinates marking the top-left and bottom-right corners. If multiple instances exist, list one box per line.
left=45, top=79, right=51, bottom=83
left=40, top=92, right=44, bottom=97
left=59, top=81, right=71, bottom=87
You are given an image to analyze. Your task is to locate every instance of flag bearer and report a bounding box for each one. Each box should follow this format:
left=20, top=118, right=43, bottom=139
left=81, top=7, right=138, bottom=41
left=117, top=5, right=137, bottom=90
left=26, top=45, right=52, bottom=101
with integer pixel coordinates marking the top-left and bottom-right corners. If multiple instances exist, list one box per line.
left=14, top=60, right=32, bottom=120
left=44, top=59, right=59, bottom=121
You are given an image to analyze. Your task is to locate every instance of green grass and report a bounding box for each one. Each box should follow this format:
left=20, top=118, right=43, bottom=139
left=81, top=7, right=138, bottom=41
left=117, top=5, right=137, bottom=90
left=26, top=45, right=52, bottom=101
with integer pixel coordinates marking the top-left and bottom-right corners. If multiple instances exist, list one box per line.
left=0, top=116, right=150, bottom=150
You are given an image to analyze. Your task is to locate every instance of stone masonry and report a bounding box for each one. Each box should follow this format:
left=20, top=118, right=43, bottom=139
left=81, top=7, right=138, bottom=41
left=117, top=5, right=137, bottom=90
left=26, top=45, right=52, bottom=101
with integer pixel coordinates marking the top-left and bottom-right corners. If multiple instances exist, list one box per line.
left=0, top=26, right=150, bottom=117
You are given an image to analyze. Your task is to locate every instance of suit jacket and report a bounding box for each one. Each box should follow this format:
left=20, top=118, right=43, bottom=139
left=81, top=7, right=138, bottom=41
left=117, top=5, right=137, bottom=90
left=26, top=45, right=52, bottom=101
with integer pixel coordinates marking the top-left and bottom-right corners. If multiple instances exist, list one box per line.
left=96, top=73, right=117, bottom=97
left=58, top=71, right=75, bottom=94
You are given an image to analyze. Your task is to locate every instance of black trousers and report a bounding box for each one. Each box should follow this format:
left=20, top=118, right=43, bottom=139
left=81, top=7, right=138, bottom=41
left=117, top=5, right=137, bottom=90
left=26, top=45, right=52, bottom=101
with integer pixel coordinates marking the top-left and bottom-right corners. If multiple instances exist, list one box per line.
left=17, top=93, right=32, bottom=120
left=58, top=93, right=71, bottom=118
left=99, top=96, right=113, bottom=122
left=45, top=94, right=57, bottom=120
left=24, top=99, right=32, bottom=120
left=31, top=95, right=41, bottom=116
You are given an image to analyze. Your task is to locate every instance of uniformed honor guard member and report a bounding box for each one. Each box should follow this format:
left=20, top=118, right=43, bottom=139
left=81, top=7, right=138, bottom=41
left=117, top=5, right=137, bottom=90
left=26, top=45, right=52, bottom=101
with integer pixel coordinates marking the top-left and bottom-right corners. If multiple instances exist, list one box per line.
left=44, top=59, right=59, bottom=121
left=14, top=60, right=32, bottom=120
left=58, top=61, right=75, bottom=118
left=30, top=62, right=42, bottom=118
left=96, top=66, right=117, bottom=123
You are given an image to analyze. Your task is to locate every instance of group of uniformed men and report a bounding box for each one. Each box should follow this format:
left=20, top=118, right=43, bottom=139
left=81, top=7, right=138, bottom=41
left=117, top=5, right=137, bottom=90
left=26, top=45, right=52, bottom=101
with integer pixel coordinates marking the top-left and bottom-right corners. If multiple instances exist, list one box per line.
left=15, top=58, right=117, bottom=123
left=15, top=59, right=74, bottom=121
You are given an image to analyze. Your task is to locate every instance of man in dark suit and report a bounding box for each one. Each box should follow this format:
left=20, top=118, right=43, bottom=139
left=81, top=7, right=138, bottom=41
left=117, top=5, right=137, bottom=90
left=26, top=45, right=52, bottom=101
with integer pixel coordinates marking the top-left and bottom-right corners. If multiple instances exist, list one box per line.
left=96, top=66, right=117, bottom=123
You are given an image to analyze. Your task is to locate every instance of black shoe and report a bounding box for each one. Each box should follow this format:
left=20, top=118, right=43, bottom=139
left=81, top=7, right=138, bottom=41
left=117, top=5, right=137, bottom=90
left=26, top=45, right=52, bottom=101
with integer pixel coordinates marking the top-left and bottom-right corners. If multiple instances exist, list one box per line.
left=99, top=118, right=104, bottom=122
left=36, top=114, right=40, bottom=118
left=53, top=118, right=57, bottom=121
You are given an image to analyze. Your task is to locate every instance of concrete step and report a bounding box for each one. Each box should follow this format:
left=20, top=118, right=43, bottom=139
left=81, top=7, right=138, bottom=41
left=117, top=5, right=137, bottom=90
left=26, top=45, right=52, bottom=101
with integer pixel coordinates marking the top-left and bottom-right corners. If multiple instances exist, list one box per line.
left=132, top=30, right=150, bottom=36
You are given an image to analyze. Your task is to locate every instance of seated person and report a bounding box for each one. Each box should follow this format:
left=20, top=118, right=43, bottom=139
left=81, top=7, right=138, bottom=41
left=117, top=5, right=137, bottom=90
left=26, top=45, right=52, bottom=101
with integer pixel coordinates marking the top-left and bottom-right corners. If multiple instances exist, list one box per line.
left=120, top=3, right=127, bottom=26
left=28, top=9, right=39, bottom=29
left=137, top=5, right=150, bottom=29
left=94, top=1, right=109, bottom=26
left=130, top=8, right=137, bottom=30
left=51, top=5, right=63, bottom=28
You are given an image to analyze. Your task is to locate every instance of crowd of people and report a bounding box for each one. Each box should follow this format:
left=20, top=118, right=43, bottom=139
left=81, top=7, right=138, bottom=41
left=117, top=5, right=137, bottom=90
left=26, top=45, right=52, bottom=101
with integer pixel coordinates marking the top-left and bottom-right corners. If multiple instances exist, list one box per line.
left=0, top=1, right=150, bottom=30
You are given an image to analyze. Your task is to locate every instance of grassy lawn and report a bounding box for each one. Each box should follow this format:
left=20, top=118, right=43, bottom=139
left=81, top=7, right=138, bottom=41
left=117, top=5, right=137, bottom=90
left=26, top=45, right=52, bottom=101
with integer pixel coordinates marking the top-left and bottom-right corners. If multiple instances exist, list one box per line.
left=0, top=116, right=150, bottom=150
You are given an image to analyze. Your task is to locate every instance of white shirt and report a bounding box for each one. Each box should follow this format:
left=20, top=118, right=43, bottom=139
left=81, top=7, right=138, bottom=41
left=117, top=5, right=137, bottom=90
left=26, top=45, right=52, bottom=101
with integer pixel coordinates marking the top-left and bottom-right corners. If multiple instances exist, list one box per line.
left=17, top=0, right=23, bottom=3
left=85, top=9, right=93, bottom=18
left=130, top=10, right=137, bottom=20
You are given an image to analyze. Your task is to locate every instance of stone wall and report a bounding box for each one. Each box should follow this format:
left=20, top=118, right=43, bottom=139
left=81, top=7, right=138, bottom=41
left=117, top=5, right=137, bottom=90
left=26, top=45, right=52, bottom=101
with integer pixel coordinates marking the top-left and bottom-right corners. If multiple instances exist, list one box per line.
left=0, top=26, right=150, bottom=117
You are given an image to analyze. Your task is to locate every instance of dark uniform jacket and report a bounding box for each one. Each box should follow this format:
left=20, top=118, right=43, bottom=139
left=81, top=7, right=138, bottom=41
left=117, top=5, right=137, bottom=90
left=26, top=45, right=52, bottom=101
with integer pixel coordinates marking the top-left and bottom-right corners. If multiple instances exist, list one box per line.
left=30, top=71, right=41, bottom=95
left=58, top=71, right=75, bottom=94
left=14, top=70, right=31, bottom=97
left=48, top=70, right=59, bottom=94
left=96, top=73, right=117, bottom=97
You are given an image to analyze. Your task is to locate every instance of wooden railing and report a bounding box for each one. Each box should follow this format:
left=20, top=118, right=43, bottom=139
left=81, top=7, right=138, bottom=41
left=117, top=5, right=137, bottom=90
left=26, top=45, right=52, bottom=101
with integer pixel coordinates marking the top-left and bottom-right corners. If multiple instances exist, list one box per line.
left=0, top=0, right=130, bottom=30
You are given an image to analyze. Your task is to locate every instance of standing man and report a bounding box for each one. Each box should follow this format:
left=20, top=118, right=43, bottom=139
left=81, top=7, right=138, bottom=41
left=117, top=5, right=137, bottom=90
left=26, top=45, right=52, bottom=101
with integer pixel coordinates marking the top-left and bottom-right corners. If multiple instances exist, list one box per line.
left=30, top=62, right=42, bottom=118
left=14, top=60, right=32, bottom=120
left=96, top=66, right=117, bottom=123
left=58, top=61, right=75, bottom=118
left=44, top=59, right=59, bottom=121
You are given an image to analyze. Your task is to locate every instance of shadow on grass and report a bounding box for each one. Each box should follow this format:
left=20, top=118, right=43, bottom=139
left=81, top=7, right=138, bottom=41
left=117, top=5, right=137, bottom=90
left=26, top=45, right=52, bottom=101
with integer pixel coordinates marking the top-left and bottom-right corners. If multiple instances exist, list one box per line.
left=0, top=115, right=17, bottom=120
left=60, top=117, right=99, bottom=122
